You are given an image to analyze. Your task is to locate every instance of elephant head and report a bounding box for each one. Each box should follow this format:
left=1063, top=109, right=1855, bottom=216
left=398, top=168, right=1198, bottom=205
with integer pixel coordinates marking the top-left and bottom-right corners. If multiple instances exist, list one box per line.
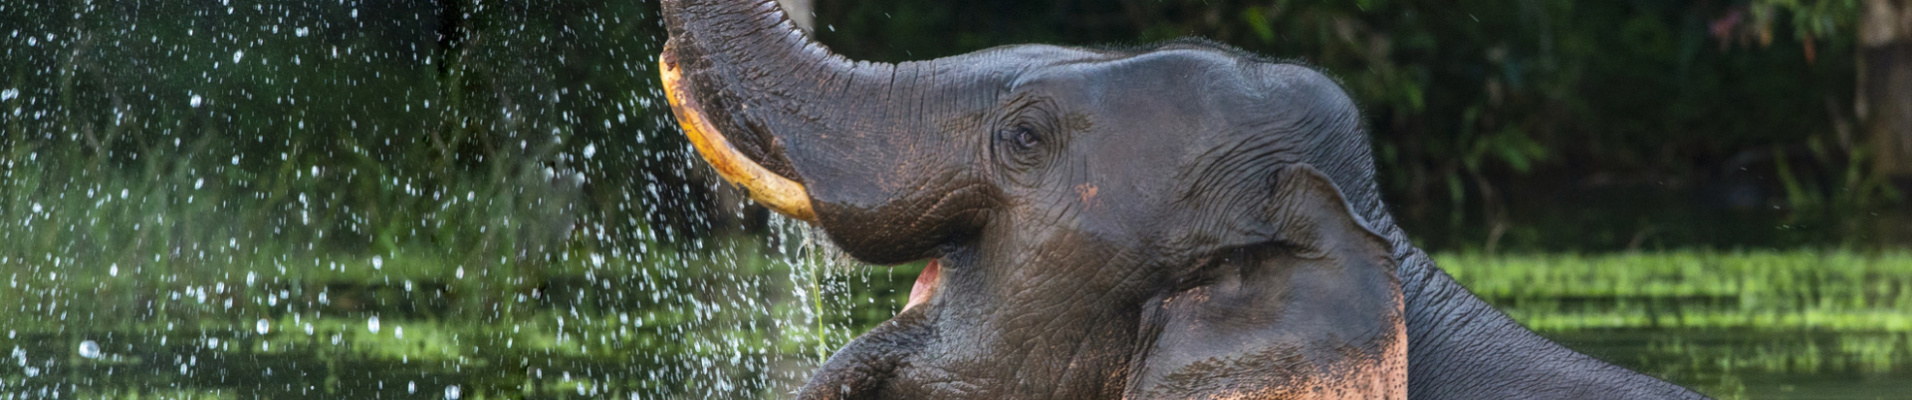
left=658, top=0, right=1404, bottom=398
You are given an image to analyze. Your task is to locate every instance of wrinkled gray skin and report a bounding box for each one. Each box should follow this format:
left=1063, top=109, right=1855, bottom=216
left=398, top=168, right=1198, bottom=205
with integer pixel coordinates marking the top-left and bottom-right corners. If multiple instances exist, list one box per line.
left=659, top=0, right=1707, bottom=398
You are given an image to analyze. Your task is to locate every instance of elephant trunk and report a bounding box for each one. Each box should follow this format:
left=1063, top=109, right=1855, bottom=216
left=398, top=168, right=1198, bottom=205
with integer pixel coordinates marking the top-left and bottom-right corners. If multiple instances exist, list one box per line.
left=659, top=0, right=995, bottom=264
left=659, top=0, right=885, bottom=218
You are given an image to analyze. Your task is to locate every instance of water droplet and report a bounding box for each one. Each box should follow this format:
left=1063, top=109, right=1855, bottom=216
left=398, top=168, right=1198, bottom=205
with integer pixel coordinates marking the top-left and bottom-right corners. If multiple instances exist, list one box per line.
left=189, top=94, right=202, bottom=107
left=256, top=319, right=270, bottom=335
left=78, top=340, right=101, bottom=359
left=109, top=264, right=118, bottom=276
left=194, top=178, right=204, bottom=189
left=444, top=385, right=461, bottom=399
left=367, top=316, right=381, bottom=333
left=232, top=49, right=244, bottom=63
left=583, top=143, right=597, bottom=159
left=372, top=256, right=383, bottom=270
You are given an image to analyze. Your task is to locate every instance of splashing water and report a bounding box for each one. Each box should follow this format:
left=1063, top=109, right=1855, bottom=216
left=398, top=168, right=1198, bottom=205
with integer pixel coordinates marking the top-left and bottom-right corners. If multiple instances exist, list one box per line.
left=77, top=341, right=101, bottom=359
left=0, top=1, right=900, bottom=397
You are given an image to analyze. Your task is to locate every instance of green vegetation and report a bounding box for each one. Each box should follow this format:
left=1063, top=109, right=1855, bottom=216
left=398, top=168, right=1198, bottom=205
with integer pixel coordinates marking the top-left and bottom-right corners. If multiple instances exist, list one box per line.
left=0, top=227, right=884, bottom=398
left=1435, top=251, right=1912, bottom=398
left=1441, top=251, right=1912, bottom=331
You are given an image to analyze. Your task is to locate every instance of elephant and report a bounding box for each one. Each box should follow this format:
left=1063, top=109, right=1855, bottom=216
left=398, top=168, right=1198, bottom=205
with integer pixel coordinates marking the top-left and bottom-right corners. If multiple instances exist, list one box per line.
left=656, top=0, right=1706, bottom=398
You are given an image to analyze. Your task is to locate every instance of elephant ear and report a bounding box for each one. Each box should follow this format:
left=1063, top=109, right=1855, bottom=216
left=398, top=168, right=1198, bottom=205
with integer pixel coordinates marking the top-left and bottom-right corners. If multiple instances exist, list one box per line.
left=1128, top=164, right=1405, bottom=399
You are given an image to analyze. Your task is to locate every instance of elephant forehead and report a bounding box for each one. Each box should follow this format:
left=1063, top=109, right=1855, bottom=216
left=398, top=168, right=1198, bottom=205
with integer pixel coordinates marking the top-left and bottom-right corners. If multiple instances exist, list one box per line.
left=1019, top=49, right=1256, bottom=110
left=1011, top=71, right=1334, bottom=244
left=1028, top=53, right=1351, bottom=177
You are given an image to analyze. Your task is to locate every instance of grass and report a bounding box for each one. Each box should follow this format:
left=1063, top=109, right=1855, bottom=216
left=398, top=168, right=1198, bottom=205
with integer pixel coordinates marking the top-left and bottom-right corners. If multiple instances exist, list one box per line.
left=1438, top=251, right=1912, bottom=331
left=1437, top=251, right=1912, bottom=399
left=0, top=237, right=875, bottom=398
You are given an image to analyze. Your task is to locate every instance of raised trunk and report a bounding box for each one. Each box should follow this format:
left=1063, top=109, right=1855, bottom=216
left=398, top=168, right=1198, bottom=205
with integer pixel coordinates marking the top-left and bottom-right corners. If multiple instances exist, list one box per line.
left=1860, top=0, right=1912, bottom=180
left=661, top=0, right=892, bottom=179
left=660, top=0, right=997, bottom=264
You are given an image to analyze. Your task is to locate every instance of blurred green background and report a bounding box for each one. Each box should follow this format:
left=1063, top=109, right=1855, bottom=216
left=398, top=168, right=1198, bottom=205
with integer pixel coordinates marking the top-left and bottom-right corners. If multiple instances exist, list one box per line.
left=1, top=0, right=1908, bottom=398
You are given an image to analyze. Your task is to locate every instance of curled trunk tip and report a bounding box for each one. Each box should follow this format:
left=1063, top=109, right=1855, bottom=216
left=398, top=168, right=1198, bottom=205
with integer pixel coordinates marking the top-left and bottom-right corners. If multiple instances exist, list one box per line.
left=659, top=46, right=818, bottom=222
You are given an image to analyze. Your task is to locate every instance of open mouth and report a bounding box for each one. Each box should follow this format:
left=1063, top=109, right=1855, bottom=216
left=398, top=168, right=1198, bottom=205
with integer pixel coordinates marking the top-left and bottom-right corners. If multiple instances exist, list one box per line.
left=904, top=259, right=942, bottom=312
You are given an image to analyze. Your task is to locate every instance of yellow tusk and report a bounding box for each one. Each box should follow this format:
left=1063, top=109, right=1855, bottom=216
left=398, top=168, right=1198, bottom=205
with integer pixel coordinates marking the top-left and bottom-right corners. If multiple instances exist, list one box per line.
left=659, top=48, right=818, bottom=222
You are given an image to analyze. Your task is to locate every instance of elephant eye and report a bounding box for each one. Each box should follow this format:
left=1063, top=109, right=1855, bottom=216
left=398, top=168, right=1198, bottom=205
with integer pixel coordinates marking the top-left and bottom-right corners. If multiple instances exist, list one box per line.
left=998, top=126, right=1041, bottom=150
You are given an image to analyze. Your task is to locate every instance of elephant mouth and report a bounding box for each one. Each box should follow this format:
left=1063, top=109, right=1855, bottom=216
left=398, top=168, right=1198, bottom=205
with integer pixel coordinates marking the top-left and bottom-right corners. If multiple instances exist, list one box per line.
left=658, top=45, right=818, bottom=222
left=904, top=259, right=942, bottom=312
